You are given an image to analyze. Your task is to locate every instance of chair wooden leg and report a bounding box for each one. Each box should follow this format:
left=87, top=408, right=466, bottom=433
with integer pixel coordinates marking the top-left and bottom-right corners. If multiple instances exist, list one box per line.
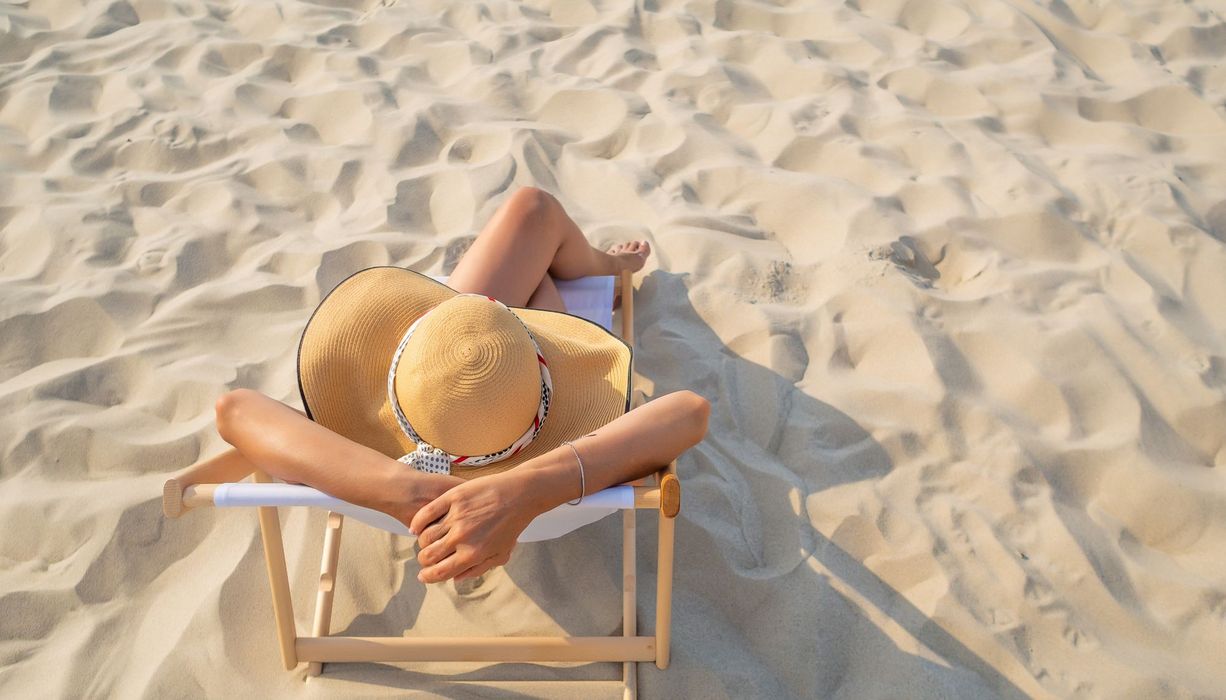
left=622, top=508, right=637, bottom=699
left=308, top=512, right=345, bottom=677
left=654, top=509, right=675, bottom=670
left=253, top=470, right=298, bottom=670
left=620, top=270, right=634, bottom=345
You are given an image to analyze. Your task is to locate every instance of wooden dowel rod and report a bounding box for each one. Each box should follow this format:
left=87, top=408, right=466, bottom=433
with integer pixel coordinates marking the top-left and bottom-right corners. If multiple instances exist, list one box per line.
left=620, top=270, right=634, bottom=346
left=623, top=510, right=637, bottom=638
left=655, top=509, right=676, bottom=670
left=254, top=470, right=298, bottom=670
left=659, top=473, right=681, bottom=519
left=623, top=508, right=638, bottom=699
left=162, top=448, right=257, bottom=518
left=654, top=460, right=680, bottom=516
left=295, top=636, right=656, bottom=663
left=633, top=486, right=660, bottom=508
left=308, top=512, right=345, bottom=677
left=180, top=484, right=217, bottom=509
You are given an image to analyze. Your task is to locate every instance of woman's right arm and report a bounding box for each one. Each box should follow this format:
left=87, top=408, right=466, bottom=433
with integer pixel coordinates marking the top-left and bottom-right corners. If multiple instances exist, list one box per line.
left=212, top=389, right=461, bottom=525
left=409, top=390, right=710, bottom=583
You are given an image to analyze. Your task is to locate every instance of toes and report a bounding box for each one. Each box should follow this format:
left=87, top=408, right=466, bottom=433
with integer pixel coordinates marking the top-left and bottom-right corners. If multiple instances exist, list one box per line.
left=608, top=241, right=650, bottom=264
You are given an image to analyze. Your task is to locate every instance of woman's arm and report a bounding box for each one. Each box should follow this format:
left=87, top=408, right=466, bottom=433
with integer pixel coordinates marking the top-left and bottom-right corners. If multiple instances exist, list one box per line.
left=212, top=389, right=461, bottom=524
left=409, top=390, right=710, bottom=583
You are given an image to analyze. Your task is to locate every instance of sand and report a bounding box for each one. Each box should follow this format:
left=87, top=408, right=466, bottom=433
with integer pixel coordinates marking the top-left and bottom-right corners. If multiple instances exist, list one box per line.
left=2, top=0, right=1226, bottom=697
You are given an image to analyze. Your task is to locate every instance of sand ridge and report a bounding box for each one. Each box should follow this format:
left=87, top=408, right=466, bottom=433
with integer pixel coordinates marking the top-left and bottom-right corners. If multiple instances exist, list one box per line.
left=2, top=0, right=1226, bottom=697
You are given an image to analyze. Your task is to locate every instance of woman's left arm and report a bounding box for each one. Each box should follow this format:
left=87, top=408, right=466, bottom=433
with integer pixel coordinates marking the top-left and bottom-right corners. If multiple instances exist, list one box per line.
left=409, top=390, right=710, bottom=583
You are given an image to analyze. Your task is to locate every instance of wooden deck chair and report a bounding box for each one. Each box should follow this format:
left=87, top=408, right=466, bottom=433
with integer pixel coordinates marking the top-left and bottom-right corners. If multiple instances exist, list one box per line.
left=162, top=270, right=680, bottom=698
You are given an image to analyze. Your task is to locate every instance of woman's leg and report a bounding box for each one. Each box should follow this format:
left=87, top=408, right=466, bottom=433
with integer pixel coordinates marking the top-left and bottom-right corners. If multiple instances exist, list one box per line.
left=526, top=273, right=566, bottom=312
left=448, top=187, right=649, bottom=307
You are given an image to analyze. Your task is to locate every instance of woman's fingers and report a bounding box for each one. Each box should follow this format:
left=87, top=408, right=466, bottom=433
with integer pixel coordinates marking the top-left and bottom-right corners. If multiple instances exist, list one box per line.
left=417, top=521, right=449, bottom=548
left=417, top=534, right=457, bottom=568
left=409, top=492, right=452, bottom=535
left=408, top=475, right=531, bottom=584
left=455, top=555, right=501, bottom=581
left=418, top=549, right=475, bottom=583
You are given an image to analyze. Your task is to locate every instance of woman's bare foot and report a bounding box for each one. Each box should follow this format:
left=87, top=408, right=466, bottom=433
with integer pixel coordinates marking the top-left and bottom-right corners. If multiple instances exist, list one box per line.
left=606, top=240, right=651, bottom=273
left=606, top=240, right=650, bottom=310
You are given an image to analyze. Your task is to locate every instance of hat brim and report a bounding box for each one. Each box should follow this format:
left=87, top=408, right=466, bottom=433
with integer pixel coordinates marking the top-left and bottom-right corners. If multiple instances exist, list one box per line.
left=297, top=267, right=632, bottom=478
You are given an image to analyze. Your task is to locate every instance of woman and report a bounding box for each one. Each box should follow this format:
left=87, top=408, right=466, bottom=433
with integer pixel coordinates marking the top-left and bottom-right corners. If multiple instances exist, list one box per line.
left=202, top=187, right=709, bottom=585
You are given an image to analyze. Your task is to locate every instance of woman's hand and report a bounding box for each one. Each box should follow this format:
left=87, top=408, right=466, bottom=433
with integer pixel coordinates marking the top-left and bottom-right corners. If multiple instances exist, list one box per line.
left=408, top=472, right=540, bottom=583
left=389, top=472, right=464, bottom=529
left=406, top=389, right=711, bottom=584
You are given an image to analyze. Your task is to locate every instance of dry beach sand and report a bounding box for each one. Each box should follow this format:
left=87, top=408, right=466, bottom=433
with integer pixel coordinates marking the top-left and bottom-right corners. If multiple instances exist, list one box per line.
left=3, top=0, right=1226, bottom=697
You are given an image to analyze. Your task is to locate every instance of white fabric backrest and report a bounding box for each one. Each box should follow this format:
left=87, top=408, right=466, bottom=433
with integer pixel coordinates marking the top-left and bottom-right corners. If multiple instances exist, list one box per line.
left=212, top=483, right=635, bottom=542
left=215, top=483, right=411, bottom=534
left=432, top=275, right=615, bottom=331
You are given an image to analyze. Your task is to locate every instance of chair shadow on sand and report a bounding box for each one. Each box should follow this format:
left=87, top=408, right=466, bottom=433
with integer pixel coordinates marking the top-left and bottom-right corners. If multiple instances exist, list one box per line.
left=315, top=270, right=1032, bottom=700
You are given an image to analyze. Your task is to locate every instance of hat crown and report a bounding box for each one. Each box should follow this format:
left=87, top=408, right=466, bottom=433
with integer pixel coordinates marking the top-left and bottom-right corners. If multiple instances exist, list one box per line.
left=393, top=295, right=540, bottom=456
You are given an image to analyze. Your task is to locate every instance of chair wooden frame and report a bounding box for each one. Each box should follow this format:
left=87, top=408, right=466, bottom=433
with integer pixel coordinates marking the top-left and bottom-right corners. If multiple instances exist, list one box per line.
left=162, top=271, right=680, bottom=698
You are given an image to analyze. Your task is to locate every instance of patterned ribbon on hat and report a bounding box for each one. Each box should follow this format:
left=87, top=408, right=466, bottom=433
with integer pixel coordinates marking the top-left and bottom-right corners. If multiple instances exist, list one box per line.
left=387, top=294, right=553, bottom=475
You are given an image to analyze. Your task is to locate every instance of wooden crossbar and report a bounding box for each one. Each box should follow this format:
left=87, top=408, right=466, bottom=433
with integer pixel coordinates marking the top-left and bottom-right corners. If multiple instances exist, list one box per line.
left=295, top=636, right=656, bottom=663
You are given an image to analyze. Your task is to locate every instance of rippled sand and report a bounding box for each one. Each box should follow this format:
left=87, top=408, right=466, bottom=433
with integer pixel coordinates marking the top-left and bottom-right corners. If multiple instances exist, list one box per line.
left=2, top=0, right=1226, bottom=697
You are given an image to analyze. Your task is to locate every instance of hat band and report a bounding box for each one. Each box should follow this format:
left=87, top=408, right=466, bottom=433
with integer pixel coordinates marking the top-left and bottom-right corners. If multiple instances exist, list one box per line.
left=386, top=294, right=553, bottom=475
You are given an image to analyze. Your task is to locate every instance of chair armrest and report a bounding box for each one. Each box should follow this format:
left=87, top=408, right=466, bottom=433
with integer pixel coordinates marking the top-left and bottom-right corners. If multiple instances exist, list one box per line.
left=163, top=450, right=258, bottom=518
left=657, top=461, right=680, bottom=519
left=164, top=481, right=220, bottom=518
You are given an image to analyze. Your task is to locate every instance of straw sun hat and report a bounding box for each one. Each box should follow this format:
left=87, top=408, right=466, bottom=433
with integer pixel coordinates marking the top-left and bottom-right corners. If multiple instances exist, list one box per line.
left=296, top=267, right=632, bottom=478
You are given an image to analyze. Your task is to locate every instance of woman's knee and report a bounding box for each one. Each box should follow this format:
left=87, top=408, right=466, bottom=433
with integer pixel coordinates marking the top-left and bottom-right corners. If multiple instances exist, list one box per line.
left=503, top=186, right=558, bottom=229
left=215, top=388, right=259, bottom=441
left=677, top=390, right=710, bottom=444
left=508, top=186, right=554, bottom=212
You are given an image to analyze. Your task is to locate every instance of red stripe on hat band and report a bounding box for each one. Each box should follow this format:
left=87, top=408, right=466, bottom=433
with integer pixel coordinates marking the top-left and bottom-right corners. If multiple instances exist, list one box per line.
left=537, top=354, right=547, bottom=366
left=452, top=456, right=468, bottom=464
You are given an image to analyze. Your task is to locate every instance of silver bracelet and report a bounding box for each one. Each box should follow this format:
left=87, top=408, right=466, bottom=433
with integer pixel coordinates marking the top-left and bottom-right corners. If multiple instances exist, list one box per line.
left=562, top=440, right=585, bottom=506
